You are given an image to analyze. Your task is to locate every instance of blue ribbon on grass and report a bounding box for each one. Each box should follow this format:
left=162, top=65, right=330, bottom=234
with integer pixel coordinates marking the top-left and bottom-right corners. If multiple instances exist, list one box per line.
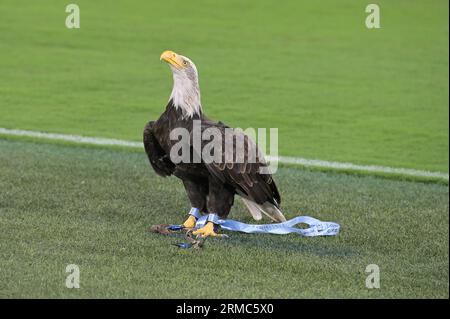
left=194, top=215, right=340, bottom=237
left=168, top=214, right=340, bottom=247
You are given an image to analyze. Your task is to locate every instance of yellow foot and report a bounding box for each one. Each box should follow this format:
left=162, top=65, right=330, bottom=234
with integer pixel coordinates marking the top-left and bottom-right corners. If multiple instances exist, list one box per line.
left=182, top=215, right=197, bottom=229
left=192, top=222, right=219, bottom=238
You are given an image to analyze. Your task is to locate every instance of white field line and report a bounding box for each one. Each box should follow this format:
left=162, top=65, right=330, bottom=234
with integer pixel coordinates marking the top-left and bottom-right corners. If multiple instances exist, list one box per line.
left=0, top=127, right=448, bottom=181
left=0, top=127, right=142, bottom=148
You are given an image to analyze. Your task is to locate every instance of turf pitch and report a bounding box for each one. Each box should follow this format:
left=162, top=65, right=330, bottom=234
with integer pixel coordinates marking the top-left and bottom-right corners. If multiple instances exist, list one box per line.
left=0, top=0, right=448, bottom=298
left=0, top=0, right=448, bottom=172
left=0, top=139, right=448, bottom=298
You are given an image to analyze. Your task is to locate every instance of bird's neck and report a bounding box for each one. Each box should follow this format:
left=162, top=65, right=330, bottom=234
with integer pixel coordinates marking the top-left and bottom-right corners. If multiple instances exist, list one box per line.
left=170, top=73, right=202, bottom=118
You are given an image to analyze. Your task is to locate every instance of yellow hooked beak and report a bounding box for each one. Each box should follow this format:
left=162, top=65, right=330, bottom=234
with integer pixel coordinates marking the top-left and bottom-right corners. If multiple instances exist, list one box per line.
left=160, top=50, right=184, bottom=68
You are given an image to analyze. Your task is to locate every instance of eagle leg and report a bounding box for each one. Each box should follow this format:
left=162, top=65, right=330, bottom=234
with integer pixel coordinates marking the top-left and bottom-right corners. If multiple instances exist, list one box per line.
left=192, top=222, right=219, bottom=238
left=182, top=207, right=202, bottom=229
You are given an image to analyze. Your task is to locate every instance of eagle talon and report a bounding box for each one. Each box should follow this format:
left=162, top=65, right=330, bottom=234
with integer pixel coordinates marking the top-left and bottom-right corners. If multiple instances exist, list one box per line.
left=182, top=215, right=197, bottom=229
left=192, top=222, right=219, bottom=238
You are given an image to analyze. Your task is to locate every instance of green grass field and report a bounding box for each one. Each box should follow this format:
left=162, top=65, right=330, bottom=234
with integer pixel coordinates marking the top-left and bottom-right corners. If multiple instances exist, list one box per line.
left=0, top=0, right=448, bottom=299
left=0, top=139, right=448, bottom=298
left=0, top=0, right=448, bottom=172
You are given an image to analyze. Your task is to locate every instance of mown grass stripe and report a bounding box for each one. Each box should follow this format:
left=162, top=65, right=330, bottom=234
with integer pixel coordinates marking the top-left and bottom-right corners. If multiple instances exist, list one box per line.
left=1, top=127, right=448, bottom=181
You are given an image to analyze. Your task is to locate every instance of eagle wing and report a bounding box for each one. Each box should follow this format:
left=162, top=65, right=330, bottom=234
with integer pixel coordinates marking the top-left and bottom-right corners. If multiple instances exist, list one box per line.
left=197, top=120, right=281, bottom=208
left=143, top=121, right=175, bottom=177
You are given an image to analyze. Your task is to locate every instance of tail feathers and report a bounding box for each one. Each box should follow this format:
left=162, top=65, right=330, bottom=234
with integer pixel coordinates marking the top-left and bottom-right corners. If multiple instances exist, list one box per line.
left=241, top=198, right=262, bottom=221
left=241, top=198, right=286, bottom=222
left=260, top=202, right=287, bottom=222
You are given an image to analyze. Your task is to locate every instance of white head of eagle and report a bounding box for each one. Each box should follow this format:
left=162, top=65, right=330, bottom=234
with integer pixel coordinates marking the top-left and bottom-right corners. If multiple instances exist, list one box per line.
left=160, top=50, right=202, bottom=118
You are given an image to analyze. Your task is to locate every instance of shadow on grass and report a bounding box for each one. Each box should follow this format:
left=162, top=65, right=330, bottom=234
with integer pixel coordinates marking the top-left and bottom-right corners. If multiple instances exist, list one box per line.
left=154, top=229, right=357, bottom=258
left=223, top=233, right=357, bottom=257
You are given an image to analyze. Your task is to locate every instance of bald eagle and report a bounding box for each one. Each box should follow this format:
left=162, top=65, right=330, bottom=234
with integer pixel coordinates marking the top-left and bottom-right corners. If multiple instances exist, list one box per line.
left=144, top=50, right=286, bottom=237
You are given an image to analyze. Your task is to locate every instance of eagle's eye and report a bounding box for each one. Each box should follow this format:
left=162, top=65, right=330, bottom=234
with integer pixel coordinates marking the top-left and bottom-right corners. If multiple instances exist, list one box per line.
left=183, top=60, right=188, bottom=66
